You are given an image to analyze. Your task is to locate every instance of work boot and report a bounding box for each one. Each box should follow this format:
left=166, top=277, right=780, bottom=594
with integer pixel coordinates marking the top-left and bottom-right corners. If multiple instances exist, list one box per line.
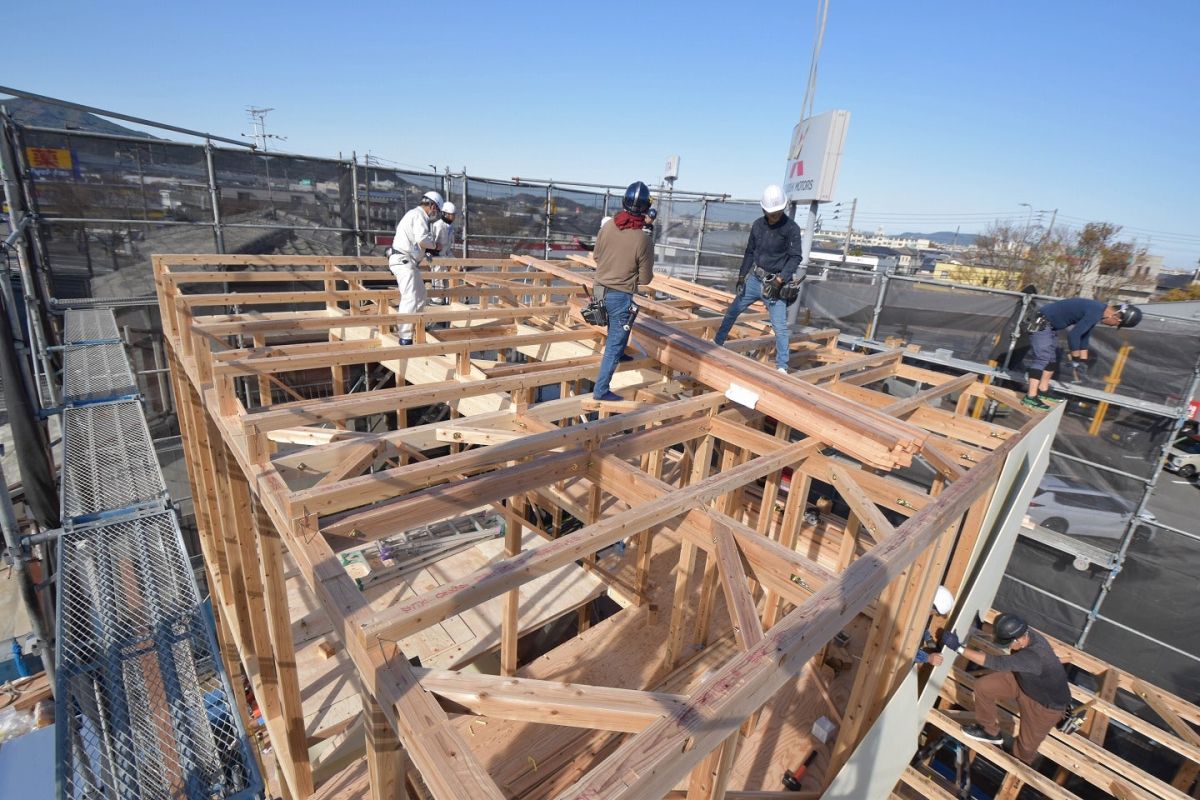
left=594, top=391, right=623, bottom=402
left=398, top=338, right=413, bottom=346
left=1021, top=396, right=1051, bottom=411
left=1038, top=393, right=1064, bottom=404
left=960, top=724, right=1003, bottom=745
left=777, top=367, right=789, bottom=374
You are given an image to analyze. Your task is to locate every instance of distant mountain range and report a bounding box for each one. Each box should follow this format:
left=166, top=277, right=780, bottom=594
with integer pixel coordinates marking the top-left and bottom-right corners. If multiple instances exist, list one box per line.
left=0, top=97, right=153, bottom=138
left=897, top=231, right=979, bottom=247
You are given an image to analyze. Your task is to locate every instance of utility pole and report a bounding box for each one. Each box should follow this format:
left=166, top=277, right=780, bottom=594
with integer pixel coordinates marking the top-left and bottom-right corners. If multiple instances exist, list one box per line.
left=840, top=197, right=857, bottom=264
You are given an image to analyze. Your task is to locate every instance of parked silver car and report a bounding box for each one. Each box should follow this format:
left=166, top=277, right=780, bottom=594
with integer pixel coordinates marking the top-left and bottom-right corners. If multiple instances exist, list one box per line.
left=1028, top=476, right=1156, bottom=539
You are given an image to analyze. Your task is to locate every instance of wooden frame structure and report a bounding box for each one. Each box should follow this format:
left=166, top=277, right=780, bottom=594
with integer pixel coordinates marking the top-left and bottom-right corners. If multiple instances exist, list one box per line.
left=154, top=253, right=1056, bottom=799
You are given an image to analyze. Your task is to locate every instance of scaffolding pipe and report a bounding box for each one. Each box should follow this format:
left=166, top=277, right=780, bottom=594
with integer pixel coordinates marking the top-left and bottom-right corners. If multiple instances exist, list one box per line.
left=203, top=139, right=225, bottom=253
left=690, top=199, right=709, bottom=283
left=350, top=153, right=362, bottom=257
left=0, top=455, right=56, bottom=691
left=0, top=86, right=253, bottom=149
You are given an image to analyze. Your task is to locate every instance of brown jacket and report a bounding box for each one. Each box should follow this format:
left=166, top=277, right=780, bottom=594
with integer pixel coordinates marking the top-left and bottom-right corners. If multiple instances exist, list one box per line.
left=594, top=223, right=654, bottom=294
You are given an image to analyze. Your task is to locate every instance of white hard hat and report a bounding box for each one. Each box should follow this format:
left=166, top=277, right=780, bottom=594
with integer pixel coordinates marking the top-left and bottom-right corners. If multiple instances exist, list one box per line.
left=422, top=190, right=445, bottom=209
left=932, top=586, right=955, bottom=616
left=442, top=201, right=457, bottom=215
left=760, top=184, right=788, bottom=213
left=599, top=216, right=612, bottom=228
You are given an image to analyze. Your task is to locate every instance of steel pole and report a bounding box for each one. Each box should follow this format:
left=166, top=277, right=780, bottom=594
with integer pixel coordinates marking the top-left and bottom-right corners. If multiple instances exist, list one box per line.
left=544, top=184, right=553, bottom=260
left=350, top=155, right=362, bottom=256
left=203, top=139, right=225, bottom=253
left=462, top=173, right=470, bottom=258
left=787, top=200, right=819, bottom=326
left=690, top=199, right=709, bottom=283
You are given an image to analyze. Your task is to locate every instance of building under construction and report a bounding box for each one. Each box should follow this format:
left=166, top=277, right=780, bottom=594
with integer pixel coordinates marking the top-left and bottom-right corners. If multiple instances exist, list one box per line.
left=2, top=92, right=1200, bottom=800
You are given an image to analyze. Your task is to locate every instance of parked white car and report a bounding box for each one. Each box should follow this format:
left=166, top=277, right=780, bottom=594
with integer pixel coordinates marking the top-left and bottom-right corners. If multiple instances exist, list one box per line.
left=1164, top=435, right=1200, bottom=480
left=1027, top=476, right=1156, bottom=539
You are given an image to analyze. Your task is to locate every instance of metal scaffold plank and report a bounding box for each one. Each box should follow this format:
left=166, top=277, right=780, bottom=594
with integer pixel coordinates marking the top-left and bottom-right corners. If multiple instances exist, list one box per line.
left=60, top=400, right=166, bottom=522
left=55, top=511, right=262, bottom=799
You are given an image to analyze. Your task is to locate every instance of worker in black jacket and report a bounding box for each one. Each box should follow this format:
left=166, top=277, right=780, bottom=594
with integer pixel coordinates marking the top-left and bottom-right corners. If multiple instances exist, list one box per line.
left=713, top=184, right=804, bottom=372
left=944, top=613, right=1071, bottom=763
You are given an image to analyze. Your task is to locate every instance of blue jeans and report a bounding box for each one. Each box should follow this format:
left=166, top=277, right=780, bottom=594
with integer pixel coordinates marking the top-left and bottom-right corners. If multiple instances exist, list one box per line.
left=714, top=273, right=791, bottom=369
left=593, top=289, right=633, bottom=398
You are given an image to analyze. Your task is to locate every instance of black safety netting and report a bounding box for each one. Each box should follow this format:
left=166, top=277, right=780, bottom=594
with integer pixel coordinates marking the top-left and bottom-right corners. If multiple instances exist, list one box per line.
left=462, top=177, right=547, bottom=257
left=1052, top=405, right=1179, bottom=481
left=547, top=186, right=606, bottom=245
left=874, top=279, right=1016, bottom=364
left=697, top=201, right=758, bottom=274
left=1096, top=523, right=1200, bottom=665
left=1085, top=617, right=1200, bottom=703
left=994, top=572, right=1091, bottom=645
left=798, top=269, right=877, bottom=338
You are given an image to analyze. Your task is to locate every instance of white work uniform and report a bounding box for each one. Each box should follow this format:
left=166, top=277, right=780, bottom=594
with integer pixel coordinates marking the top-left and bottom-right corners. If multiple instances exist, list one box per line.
left=429, top=218, right=455, bottom=301
left=389, top=206, right=436, bottom=340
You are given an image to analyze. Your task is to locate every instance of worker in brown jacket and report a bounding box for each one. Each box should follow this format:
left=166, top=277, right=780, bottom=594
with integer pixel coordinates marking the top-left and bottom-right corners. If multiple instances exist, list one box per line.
left=590, top=181, right=654, bottom=401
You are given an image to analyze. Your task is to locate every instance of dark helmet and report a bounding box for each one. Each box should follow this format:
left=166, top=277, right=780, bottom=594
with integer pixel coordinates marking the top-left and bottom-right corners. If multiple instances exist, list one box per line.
left=992, top=613, right=1028, bottom=646
left=1113, top=302, right=1143, bottom=328
left=622, top=181, right=652, bottom=215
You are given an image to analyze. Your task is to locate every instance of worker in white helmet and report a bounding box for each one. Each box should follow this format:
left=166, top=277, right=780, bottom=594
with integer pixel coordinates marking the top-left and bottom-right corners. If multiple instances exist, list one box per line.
left=428, top=201, right=457, bottom=305
left=389, top=190, right=443, bottom=343
left=714, top=184, right=804, bottom=372
left=915, top=586, right=955, bottom=666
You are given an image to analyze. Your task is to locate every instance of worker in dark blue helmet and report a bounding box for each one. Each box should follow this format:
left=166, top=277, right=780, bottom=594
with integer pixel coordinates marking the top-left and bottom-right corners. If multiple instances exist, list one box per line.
left=590, top=181, right=655, bottom=402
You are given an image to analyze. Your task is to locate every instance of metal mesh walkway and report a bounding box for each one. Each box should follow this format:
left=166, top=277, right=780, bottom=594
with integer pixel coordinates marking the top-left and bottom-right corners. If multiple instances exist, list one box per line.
left=61, top=343, right=138, bottom=404
left=61, top=400, right=165, bottom=523
left=63, top=309, right=122, bottom=345
left=55, top=308, right=262, bottom=799
left=55, top=512, right=259, bottom=799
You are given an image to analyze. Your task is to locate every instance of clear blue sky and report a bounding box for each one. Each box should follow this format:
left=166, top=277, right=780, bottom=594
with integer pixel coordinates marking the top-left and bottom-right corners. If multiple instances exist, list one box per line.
left=5, top=1, right=1199, bottom=267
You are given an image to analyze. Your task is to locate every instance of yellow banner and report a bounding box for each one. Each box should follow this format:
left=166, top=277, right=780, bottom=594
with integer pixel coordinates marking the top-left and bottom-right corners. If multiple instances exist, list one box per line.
left=25, top=147, right=73, bottom=170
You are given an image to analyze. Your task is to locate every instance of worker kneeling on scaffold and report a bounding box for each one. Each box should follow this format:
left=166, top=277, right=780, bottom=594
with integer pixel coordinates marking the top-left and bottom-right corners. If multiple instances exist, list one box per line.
left=714, top=184, right=804, bottom=373
left=1022, top=297, right=1141, bottom=411
left=946, top=613, right=1071, bottom=764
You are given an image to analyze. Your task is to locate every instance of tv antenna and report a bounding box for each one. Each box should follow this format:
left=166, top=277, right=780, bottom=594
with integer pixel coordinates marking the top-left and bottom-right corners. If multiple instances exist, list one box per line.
left=242, top=106, right=287, bottom=151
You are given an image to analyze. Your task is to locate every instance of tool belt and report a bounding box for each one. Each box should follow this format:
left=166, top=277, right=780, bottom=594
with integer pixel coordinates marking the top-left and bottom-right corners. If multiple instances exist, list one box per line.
left=1026, top=313, right=1050, bottom=333
left=582, top=283, right=608, bottom=326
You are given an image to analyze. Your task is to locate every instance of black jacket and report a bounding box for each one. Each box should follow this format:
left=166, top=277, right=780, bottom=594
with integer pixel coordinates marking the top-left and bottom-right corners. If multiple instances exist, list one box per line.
left=983, top=630, right=1071, bottom=709
left=738, top=214, right=804, bottom=282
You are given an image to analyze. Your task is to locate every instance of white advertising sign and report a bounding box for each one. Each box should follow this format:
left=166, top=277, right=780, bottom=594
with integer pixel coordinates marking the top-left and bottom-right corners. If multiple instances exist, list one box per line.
left=783, top=109, right=850, bottom=203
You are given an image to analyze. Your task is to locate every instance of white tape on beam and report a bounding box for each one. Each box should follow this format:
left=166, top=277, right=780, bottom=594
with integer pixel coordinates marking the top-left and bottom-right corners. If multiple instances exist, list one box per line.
left=724, top=382, right=760, bottom=410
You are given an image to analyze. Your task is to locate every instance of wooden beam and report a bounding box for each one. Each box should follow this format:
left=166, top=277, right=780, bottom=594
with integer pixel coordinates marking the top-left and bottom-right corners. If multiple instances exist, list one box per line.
left=414, top=668, right=687, bottom=733
left=827, top=464, right=896, bottom=543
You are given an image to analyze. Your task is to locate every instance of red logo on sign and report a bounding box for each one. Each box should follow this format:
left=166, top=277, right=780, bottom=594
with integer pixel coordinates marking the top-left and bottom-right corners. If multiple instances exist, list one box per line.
left=789, top=161, right=805, bottom=178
